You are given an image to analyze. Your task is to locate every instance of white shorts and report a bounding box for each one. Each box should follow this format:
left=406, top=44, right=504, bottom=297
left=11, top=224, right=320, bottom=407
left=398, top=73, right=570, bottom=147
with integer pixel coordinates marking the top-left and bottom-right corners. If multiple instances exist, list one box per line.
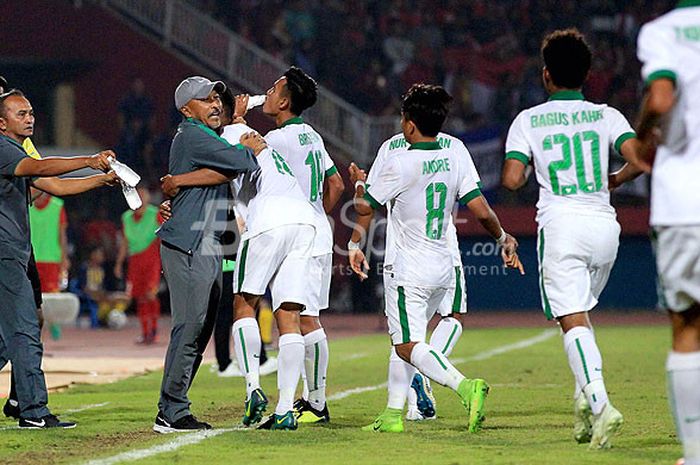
left=655, top=226, right=700, bottom=312
left=300, top=253, right=332, bottom=317
left=437, top=265, right=467, bottom=316
left=384, top=272, right=449, bottom=345
left=234, top=224, right=314, bottom=310
left=537, top=215, right=620, bottom=320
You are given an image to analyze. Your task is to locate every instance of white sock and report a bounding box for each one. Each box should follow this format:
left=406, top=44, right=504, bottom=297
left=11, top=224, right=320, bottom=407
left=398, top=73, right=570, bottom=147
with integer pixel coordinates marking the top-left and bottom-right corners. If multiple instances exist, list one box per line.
left=301, top=370, right=309, bottom=401
left=407, top=383, right=418, bottom=410
left=276, top=333, right=304, bottom=415
left=232, top=317, right=261, bottom=398
left=388, top=347, right=415, bottom=410
left=563, top=326, right=608, bottom=415
left=667, top=351, right=700, bottom=465
left=430, top=317, right=463, bottom=357
left=304, top=329, right=329, bottom=410
left=410, top=342, right=465, bottom=391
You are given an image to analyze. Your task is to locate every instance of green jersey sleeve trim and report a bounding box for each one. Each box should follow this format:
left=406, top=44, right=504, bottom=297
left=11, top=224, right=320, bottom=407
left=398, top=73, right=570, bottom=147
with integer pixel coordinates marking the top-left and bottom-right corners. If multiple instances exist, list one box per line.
left=645, top=69, right=677, bottom=86
left=614, top=132, right=636, bottom=154
left=363, top=190, right=381, bottom=209
left=505, top=151, right=530, bottom=165
left=324, top=165, right=338, bottom=178
left=459, top=188, right=482, bottom=205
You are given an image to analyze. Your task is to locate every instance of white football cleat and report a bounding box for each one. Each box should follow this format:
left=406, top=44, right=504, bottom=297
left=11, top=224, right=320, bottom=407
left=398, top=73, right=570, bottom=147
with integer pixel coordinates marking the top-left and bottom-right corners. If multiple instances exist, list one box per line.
left=589, top=403, right=624, bottom=449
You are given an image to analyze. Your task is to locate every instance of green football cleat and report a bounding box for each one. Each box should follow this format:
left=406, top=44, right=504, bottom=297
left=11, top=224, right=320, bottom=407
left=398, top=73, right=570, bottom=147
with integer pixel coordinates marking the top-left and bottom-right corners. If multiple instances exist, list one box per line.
left=361, top=408, right=404, bottom=433
left=457, top=378, right=490, bottom=433
left=270, top=411, right=298, bottom=431
left=589, top=403, right=623, bottom=449
left=573, top=392, right=593, bottom=443
left=242, top=388, right=268, bottom=426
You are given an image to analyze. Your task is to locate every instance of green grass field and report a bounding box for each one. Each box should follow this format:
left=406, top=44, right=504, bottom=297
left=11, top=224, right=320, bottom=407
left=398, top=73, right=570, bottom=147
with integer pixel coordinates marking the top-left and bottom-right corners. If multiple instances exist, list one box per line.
left=0, top=325, right=680, bottom=465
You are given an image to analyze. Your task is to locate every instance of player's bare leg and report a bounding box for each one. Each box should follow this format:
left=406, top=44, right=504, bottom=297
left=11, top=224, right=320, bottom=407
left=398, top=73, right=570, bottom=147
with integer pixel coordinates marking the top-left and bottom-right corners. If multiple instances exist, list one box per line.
left=296, top=315, right=330, bottom=423
left=559, top=311, right=622, bottom=448
left=667, top=304, right=700, bottom=465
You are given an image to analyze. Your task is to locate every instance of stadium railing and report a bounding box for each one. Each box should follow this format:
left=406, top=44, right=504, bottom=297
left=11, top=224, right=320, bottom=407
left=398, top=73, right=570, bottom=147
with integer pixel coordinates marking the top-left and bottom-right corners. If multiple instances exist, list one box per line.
left=99, top=0, right=399, bottom=164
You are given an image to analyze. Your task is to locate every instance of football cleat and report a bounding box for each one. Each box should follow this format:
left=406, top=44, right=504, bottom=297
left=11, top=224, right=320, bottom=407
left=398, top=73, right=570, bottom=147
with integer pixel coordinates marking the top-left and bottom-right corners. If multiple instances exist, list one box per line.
left=296, top=402, right=330, bottom=424
left=242, top=388, right=268, bottom=426
left=573, top=392, right=593, bottom=443
left=589, top=403, right=623, bottom=449
left=457, top=378, right=490, bottom=433
left=410, top=373, right=436, bottom=420
left=361, top=408, right=404, bottom=433
left=257, top=411, right=298, bottom=430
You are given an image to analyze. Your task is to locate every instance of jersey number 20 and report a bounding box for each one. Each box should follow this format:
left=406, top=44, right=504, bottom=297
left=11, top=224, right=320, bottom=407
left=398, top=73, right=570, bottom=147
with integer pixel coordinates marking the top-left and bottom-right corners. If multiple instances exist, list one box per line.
left=543, top=131, right=602, bottom=196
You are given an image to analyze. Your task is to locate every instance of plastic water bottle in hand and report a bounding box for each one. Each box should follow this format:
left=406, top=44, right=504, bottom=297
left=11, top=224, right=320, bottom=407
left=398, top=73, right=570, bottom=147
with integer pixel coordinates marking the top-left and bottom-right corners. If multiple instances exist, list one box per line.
left=122, top=182, right=142, bottom=210
left=108, top=157, right=141, bottom=187
left=246, top=95, right=266, bottom=110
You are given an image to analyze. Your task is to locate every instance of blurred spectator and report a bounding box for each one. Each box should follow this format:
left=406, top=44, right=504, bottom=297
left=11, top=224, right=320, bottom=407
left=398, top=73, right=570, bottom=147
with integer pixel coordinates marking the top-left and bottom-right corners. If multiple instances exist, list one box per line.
left=29, top=189, right=69, bottom=293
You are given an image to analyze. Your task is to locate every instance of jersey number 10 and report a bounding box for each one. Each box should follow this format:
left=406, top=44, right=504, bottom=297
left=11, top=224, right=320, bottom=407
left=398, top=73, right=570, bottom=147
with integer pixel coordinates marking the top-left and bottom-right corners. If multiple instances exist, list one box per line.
left=543, top=131, right=602, bottom=196
left=305, top=150, right=324, bottom=202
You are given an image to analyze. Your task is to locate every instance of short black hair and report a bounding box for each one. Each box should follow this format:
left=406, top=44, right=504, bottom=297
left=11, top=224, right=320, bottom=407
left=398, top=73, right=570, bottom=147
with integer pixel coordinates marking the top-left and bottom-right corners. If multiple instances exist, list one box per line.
left=0, top=89, right=26, bottom=118
left=541, top=28, right=592, bottom=89
left=283, top=66, right=317, bottom=115
left=400, top=84, right=452, bottom=137
left=218, top=85, right=235, bottom=120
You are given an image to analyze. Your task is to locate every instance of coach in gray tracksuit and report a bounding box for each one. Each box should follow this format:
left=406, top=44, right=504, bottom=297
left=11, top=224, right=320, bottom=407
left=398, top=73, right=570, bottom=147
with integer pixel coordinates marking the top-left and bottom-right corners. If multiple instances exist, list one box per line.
left=154, top=77, right=260, bottom=433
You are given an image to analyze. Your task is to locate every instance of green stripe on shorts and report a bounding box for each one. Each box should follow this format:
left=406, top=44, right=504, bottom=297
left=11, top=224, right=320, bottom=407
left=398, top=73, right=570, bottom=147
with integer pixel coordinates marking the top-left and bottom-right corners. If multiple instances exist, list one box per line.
left=397, top=286, right=410, bottom=343
left=538, top=229, right=553, bottom=320
left=237, top=240, right=249, bottom=293
left=452, top=266, right=462, bottom=313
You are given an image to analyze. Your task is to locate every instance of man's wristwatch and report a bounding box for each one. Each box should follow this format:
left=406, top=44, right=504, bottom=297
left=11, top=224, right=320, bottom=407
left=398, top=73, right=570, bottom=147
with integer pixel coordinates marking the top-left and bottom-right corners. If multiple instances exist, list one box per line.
left=348, top=240, right=361, bottom=251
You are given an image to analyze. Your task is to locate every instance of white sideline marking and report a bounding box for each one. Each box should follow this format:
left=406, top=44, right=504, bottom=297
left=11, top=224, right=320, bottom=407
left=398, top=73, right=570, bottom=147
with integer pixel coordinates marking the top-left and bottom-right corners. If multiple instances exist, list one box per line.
left=450, top=329, right=557, bottom=365
left=82, top=329, right=558, bottom=464
left=327, top=383, right=387, bottom=401
left=339, top=353, right=369, bottom=362
left=326, top=329, right=558, bottom=402
left=83, top=427, right=250, bottom=465
left=65, top=402, right=111, bottom=414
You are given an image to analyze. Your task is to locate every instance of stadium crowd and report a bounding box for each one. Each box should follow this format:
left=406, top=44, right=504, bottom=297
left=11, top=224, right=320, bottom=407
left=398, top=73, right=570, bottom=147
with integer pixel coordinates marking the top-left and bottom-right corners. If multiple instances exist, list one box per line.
left=187, top=0, right=674, bottom=131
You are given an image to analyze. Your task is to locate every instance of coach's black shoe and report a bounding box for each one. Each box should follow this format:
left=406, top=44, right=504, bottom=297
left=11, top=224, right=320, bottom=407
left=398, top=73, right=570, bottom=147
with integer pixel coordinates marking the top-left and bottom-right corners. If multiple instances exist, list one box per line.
left=3, top=399, right=20, bottom=419
left=19, top=414, right=76, bottom=429
left=153, top=412, right=211, bottom=434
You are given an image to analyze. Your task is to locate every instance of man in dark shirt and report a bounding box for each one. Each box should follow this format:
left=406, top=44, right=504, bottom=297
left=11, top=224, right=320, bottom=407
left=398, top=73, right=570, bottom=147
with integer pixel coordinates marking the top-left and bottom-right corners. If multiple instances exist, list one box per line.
left=153, top=76, right=263, bottom=433
left=0, top=89, right=117, bottom=429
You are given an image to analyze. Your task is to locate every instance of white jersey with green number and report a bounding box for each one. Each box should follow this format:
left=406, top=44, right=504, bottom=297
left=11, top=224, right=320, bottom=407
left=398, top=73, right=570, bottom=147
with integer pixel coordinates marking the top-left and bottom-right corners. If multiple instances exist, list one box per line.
left=364, top=139, right=481, bottom=288
left=221, top=124, right=315, bottom=239
left=505, top=91, right=635, bottom=227
left=637, top=3, right=700, bottom=226
left=368, top=133, right=479, bottom=269
left=265, top=117, right=337, bottom=255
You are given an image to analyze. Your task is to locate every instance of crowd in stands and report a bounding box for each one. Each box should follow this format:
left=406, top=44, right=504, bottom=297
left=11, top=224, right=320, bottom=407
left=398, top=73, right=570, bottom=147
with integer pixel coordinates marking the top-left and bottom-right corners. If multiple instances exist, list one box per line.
left=188, top=0, right=674, bottom=135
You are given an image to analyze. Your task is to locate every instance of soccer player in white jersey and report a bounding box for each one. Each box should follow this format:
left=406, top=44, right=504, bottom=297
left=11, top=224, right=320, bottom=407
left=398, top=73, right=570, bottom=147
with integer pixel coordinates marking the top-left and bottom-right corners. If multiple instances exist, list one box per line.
left=636, top=4, right=700, bottom=464
left=348, top=84, right=523, bottom=433
left=160, top=96, right=317, bottom=431
left=259, top=67, right=345, bottom=423
left=368, top=131, right=476, bottom=422
left=502, top=29, right=645, bottom=449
